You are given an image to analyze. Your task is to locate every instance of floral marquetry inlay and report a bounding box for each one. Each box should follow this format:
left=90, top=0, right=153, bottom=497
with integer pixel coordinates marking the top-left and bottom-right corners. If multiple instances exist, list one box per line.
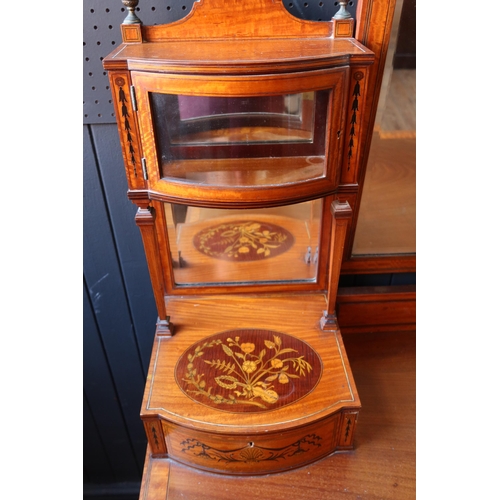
left=192, top=220, right=294, bottom=261
left=175, top=329, right=322, bottom=412
left=180, top=434, right=322, bottom=464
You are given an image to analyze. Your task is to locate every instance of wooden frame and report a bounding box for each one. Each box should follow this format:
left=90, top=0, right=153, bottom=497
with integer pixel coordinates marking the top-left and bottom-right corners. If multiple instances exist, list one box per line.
left=108, top=0, right=415, bottom=276
left=340, top=0, right=415, bottom=274
left=103, top=0, right=378, bottom=324
left=337, top=284, right=416, bottom=333
left=151, top=196, right=334, bottom=297
left=131, top=68, right=349, bottom=207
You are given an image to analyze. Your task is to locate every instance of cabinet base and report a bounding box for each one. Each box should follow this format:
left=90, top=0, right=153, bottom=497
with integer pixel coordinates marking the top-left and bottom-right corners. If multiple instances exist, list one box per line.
left=141, top=294, right=360, bottom=475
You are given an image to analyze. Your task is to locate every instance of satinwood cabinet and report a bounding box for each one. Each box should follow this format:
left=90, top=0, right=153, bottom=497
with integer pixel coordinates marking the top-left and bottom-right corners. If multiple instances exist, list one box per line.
left=103, top=0, right=374, bottom=493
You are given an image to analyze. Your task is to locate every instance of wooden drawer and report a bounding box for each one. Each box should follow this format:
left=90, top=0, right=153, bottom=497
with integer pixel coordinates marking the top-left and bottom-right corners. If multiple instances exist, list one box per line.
left=163, top=413, right=347, bottom=475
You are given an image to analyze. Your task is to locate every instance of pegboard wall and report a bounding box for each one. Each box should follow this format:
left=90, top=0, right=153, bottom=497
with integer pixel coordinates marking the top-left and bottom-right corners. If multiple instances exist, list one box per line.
left=83, top=0, right=358, bottom=124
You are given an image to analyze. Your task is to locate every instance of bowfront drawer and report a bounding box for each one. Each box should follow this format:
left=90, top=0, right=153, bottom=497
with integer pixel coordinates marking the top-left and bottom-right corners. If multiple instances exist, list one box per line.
left=162, top=413, right=343, bottom=475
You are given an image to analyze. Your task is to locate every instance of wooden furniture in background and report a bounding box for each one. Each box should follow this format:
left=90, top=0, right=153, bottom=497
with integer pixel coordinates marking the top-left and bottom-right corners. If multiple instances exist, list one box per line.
left=344, top=0, right=416, bottom=273
left=101, top=0, right=414, bottom=496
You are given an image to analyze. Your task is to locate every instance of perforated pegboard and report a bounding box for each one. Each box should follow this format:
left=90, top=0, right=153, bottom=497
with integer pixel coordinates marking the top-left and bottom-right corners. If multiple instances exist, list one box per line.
left=83, top=0, right=357, bottom=124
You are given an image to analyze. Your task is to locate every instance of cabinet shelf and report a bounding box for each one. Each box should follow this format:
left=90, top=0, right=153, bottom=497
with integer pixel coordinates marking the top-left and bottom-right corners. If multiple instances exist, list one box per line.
left=161, top=156, right=325, bottom=188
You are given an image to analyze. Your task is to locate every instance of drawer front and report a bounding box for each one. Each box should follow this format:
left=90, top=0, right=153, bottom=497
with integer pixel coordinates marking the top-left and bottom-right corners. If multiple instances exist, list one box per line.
left=162, top=413, right=342, bottom=475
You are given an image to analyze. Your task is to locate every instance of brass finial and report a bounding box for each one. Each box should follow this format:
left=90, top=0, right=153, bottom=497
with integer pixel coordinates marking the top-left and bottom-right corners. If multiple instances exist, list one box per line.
left=333, top=1, right=352, bottom=20
left=122, top=0, right=142, bottom=24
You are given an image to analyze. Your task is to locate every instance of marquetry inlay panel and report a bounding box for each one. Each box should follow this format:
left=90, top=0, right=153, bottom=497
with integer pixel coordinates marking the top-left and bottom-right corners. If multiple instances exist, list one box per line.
left=175, top=329, right=322, bottom=412
left=192, top=221, right=295, bottom=262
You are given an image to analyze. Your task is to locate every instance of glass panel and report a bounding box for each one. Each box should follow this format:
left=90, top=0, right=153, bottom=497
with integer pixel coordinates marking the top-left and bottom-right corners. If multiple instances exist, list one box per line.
left=150, top=91, right=330, bottom=187
left=171, top=94, right=314, bottom=145
left=352, top=0, right=416, bottom=255
left=164, top=200, right=323, bottom=286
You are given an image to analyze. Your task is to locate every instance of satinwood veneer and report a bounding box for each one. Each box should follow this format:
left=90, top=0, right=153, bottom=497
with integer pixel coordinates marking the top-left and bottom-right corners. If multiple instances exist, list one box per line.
left=103, top=0, right=376, bottom=494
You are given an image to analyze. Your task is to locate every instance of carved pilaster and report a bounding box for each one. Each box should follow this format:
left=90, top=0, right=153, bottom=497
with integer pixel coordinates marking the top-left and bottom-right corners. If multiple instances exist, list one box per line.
left=320, top=200, right=352, bottom=331
left=135, top=206, right=173, bottom=336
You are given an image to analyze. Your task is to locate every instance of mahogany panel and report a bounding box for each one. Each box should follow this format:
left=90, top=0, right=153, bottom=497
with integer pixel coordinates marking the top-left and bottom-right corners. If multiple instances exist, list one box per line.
left=341, top=254, right=416, bottom=274
left=337, top=285, right=416, bottom=333
left=340, top=67, right=371, bottom=184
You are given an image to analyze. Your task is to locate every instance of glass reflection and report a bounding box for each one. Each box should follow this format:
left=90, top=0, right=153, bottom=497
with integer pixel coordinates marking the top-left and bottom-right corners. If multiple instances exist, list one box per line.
left=352, top=0, right=416, bottom=255
left=164, top=200, right=322, bottom=286
left=169, top=94, right=314, bottom=145
left=150, top=91, right=330, bottom=188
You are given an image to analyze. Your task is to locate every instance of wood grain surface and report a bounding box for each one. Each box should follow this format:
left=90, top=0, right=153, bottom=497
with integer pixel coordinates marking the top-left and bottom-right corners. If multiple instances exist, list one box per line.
left=139, top=330, right=416, bottom=499
left=104, top=38, right=372, bottom=72
left=141, top=294, right=359, bottom=433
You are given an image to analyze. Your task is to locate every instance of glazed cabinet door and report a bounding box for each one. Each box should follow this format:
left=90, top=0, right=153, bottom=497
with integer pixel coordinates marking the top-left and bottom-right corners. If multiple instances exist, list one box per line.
left=131, top=68, right=348, bottom=206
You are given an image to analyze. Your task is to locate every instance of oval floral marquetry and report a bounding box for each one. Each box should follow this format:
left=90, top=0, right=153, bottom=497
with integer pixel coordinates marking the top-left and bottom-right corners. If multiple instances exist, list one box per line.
left=175, top=329, right=322, bottom=412
left=192, top=220, right=294, bottom=261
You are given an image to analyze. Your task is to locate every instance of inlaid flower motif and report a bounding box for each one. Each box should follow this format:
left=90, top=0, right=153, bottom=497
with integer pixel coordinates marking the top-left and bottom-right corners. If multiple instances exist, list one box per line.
left=182, top=334, right=313, bottom=409
left=271, top=358, right=284, bottom=369
left=193, top=220, right=293, bottom=261
left=242, top=360, right=258, bottom=373
left=240, top=343, right=255, bottom=354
